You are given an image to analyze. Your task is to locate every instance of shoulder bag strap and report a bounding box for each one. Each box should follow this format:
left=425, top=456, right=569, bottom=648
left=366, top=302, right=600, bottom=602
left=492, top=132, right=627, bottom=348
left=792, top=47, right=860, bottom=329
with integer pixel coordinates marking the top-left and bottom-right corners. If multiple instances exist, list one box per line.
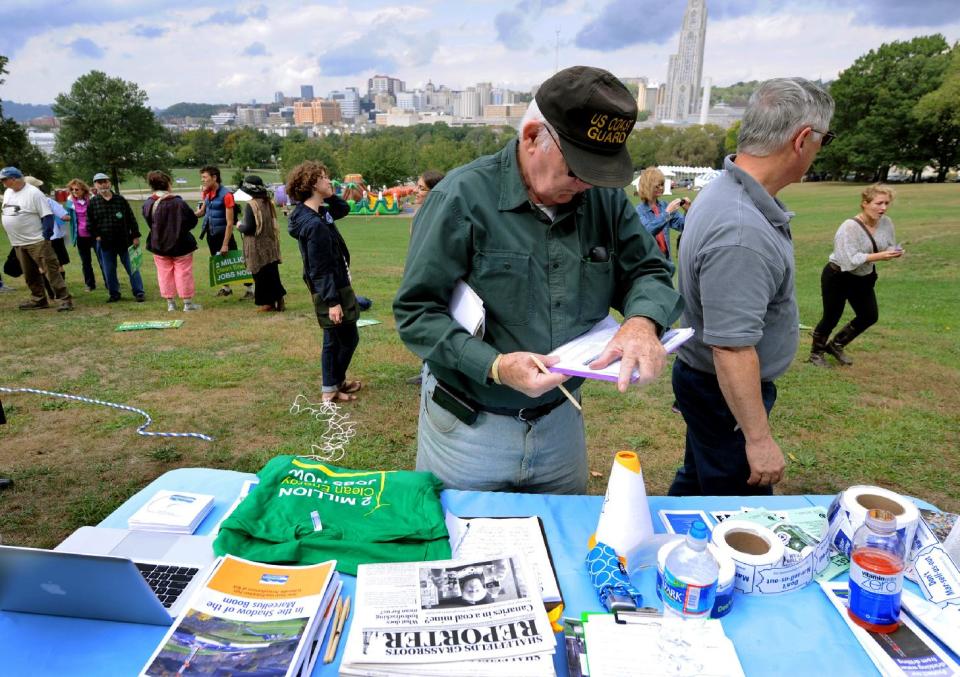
left=852, top=217, right=879, bottom=253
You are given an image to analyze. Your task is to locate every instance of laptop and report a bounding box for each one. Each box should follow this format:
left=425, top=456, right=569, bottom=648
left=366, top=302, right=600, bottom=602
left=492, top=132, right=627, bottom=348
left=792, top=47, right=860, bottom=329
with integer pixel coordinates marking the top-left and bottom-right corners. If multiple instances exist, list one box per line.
left=0, top=527, right=216, bottom=626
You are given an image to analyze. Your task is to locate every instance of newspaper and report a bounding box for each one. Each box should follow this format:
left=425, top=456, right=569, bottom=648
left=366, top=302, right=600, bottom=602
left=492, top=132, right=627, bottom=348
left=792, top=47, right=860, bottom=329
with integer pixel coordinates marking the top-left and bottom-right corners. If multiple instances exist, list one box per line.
left=446, top=515, right=562, bottom=605
left=341, top=555, right=556, bottom=676
left=140, top=555, right=337, bottom=677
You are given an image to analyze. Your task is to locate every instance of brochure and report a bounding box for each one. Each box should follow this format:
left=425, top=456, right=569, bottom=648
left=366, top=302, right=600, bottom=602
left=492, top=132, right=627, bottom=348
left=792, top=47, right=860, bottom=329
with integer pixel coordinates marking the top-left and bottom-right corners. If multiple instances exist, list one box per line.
left=819, top=581, right=960, bottom=676
left=140, top=555, right=337, bottom=677
left=127, top=490, right=215, bottom=534
left=547, top=315, right=694, bottom=382
left=581, top=612, right=744, bottom=677
left=340, top=555, right=556, bottom=676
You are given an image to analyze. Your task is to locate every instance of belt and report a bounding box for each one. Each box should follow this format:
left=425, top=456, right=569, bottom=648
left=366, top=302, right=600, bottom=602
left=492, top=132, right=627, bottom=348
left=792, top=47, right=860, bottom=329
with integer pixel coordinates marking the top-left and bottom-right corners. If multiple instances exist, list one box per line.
left=828, top=262, right=842, bottom=272
left=436, top=379, right=569, bottom=423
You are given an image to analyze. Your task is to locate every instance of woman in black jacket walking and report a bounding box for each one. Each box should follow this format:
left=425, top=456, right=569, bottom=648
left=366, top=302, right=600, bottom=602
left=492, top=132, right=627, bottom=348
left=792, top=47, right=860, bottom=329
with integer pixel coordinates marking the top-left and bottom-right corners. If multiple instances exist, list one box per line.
left=286, top=161, right=361, bottom=403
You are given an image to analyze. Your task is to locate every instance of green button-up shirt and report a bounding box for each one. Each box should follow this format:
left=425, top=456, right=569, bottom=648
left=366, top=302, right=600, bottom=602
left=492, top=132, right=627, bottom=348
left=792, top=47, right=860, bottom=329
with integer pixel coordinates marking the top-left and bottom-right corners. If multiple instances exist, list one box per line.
left=393, top=139, right=683, bottom=410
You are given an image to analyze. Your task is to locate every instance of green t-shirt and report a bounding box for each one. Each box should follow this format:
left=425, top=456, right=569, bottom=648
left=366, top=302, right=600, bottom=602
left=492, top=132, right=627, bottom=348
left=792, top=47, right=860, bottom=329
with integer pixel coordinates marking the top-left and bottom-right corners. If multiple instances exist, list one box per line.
left=214, top=456, right=451, bottom=575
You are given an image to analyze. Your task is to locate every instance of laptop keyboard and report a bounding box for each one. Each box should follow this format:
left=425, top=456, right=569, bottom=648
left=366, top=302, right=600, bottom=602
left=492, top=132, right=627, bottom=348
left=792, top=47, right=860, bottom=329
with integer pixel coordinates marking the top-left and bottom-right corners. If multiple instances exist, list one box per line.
left=135, top=563, right=199, bottom=608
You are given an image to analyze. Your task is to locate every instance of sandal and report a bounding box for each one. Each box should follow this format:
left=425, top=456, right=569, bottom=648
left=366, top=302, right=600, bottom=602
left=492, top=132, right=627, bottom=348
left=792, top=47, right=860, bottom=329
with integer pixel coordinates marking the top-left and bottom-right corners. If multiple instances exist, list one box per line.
left=339, top=380, right=362, bottom=394
left=322, top=390, right=357, bottom=403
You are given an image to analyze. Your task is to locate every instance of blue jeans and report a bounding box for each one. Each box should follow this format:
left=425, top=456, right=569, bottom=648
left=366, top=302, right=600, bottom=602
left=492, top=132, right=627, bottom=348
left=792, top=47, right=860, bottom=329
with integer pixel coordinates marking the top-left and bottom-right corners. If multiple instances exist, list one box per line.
left=321, top=322, right=359, bottom=392
left=669, top=359, right=778, bottom=497
left=99, top=244, right=144, bottom=299
left=417, top=368, right=587, bottom=494
left=75, top=236, right=104, bottom=290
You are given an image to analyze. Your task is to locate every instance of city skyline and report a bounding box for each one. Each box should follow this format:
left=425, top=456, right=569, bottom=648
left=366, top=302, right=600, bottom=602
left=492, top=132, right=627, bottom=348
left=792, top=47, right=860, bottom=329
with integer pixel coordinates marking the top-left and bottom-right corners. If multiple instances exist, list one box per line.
left=2, top=1, right=958, bottom=108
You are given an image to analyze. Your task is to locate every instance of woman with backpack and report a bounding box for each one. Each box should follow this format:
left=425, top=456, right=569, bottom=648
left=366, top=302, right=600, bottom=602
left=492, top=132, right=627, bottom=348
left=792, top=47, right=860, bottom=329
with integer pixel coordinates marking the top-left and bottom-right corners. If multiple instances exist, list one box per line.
left=142, top=171, right=201, bottom=311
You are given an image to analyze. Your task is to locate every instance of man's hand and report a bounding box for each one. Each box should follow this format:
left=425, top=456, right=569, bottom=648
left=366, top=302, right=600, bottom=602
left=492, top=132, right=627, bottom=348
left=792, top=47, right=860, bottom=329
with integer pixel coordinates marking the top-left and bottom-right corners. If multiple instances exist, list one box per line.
left=745, top=435, right=786, bottom=486
left=329, top=303, right=343, bottom=325
left=589, top=317, right=666, bottom=392
left=132, top=237, right=140, bottom=247
left=219, top=246, right=228, bottom=255
left=498, top=352, right=570, bottom=398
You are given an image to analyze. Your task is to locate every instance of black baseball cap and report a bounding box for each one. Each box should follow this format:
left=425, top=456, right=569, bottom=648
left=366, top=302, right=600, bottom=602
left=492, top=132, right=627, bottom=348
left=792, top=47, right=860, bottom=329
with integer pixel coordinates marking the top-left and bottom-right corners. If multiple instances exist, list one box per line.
left=535, top=66, right=638, bottom=188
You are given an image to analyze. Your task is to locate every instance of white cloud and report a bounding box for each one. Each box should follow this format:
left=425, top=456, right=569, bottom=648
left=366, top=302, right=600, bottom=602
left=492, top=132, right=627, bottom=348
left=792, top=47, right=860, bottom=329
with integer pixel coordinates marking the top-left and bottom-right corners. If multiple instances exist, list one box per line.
left=1, top=1, right=958, bottom=107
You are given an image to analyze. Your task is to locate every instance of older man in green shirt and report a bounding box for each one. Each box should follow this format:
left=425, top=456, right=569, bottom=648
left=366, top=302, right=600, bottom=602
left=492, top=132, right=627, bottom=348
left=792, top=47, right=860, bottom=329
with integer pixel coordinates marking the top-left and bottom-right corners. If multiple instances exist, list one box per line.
left=393, top=66, right=682, bottom=494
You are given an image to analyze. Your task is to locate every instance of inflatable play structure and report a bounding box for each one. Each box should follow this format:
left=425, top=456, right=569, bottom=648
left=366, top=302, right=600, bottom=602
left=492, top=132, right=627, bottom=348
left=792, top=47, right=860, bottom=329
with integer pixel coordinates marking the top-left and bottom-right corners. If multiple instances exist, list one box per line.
left=339, top=173, right=407, bottom=215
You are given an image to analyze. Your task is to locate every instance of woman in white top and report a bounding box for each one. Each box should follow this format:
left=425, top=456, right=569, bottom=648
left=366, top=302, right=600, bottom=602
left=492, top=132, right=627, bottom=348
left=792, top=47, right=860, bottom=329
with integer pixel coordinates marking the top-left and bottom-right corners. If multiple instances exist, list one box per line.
left=809, top=184, right=903, bottom=367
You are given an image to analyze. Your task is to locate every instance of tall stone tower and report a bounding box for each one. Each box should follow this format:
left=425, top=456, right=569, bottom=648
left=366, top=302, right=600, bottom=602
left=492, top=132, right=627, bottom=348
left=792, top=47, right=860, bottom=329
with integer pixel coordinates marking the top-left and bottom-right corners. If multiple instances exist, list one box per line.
left=656, top=0, right=707, bottom=122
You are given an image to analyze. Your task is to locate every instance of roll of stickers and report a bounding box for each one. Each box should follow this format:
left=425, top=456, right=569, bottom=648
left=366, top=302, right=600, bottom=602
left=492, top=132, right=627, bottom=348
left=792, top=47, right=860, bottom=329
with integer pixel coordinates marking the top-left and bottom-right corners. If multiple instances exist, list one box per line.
left=588, top=451, right=654, bottom=559
left=826, top=485, right=921, bottom=559
left=656, top=540, right=737, bottom=618
left=709, top=519, right=834, bottom=595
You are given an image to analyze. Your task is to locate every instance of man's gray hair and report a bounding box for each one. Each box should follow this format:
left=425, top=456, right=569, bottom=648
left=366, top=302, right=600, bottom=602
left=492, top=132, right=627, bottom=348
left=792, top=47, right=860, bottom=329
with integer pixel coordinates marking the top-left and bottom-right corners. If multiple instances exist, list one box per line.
left=518, top=99, right=557, bottom=152
left=737, top=78, right=835, bottom=156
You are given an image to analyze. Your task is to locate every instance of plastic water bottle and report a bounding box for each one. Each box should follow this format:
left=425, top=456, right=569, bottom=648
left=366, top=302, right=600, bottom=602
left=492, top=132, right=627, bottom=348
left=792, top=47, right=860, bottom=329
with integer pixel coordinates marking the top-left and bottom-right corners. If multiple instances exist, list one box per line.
left=848, top=508, right=905, bottom=633
left=658, top=520, right=719, bottom=675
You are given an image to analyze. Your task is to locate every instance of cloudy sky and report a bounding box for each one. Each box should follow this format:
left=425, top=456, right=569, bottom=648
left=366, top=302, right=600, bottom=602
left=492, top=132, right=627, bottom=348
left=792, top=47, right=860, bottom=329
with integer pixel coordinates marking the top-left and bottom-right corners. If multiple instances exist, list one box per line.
left=1, top=0, right=958, bottom=108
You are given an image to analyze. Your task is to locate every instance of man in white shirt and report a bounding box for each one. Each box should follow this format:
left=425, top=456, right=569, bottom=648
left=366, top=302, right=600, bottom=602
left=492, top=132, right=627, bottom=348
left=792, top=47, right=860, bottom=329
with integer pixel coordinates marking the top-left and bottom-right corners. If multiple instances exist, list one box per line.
left=0, top=166, right=73, bottom=311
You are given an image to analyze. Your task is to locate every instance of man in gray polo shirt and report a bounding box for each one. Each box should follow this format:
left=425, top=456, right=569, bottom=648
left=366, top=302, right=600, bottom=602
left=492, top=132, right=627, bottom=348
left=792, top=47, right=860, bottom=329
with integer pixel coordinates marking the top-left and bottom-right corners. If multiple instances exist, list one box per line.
left=669, top=78, right=834, bottom=496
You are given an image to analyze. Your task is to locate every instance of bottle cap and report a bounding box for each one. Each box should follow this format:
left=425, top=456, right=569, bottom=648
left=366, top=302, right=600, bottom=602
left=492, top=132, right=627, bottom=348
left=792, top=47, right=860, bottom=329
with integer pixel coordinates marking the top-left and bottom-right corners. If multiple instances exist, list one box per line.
left=864, top=508, right=896, bottom=533
left=689, top=520, right=709, bottom=540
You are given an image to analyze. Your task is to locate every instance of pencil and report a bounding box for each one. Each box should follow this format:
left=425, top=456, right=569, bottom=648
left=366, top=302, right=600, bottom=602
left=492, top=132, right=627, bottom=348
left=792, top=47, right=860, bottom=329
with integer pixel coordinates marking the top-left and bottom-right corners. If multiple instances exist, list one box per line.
left=323, top=597, right=343, bottom=664
left=324, top=595, right=351, bottom=664
left=530, top=355, right=582, bottom=412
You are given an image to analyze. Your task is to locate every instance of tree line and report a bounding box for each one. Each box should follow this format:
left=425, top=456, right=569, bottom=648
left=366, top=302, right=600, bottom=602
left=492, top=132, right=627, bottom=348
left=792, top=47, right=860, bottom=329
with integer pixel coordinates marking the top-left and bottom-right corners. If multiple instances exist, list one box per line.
left=2, top=35, right=958, bottom=188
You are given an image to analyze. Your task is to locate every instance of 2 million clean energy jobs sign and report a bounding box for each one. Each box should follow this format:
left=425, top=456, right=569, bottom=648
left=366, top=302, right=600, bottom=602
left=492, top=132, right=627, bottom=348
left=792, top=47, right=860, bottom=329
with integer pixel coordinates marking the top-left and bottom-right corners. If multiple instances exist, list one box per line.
left=208, top=250, right=253, bottom=286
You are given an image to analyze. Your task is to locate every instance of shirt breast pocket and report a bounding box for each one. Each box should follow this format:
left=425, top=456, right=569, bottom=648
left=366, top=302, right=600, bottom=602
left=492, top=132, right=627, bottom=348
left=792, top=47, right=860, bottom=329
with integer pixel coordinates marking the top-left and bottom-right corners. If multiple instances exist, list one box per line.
left=579, top=258, right=614, bottom=325
left=472, top=251, right=530, bottom=326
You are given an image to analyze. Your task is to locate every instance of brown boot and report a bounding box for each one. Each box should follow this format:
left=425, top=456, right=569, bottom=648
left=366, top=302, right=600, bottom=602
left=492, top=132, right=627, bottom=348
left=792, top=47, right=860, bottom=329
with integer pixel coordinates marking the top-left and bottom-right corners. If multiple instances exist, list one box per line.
left=826, top=323, right=861, bottom=366
left=808, top=331, right=830, bottom=368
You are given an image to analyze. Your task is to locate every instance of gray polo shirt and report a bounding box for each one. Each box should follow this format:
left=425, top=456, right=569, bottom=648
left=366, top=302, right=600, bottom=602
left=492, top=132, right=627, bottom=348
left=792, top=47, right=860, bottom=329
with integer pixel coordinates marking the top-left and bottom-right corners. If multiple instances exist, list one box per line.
left=676, top=155, right=798, bottom=382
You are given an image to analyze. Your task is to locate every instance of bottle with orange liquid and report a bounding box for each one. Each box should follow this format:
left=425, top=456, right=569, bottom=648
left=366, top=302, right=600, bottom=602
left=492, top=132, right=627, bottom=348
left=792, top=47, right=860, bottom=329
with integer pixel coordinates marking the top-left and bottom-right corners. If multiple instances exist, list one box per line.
left=848, top=508, right=906, bottom=633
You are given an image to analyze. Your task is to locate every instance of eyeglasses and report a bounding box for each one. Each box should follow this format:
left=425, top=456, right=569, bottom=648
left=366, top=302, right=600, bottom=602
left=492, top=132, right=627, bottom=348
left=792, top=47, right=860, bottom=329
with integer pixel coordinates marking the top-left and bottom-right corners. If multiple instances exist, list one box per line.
left=812, top=129, right=837, bottom=147
left=543, top=126, right=585, bottom=183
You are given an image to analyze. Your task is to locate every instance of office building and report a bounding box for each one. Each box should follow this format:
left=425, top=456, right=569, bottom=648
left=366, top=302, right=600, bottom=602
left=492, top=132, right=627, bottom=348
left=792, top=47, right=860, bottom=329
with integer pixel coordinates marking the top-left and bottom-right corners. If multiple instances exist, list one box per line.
left=656, top=0, right=707, bottom=122
left=274, top=91, right=284, bottom=104
left=482, top=103, right=528, bottom=125
left=210, top=111, right=237, bottom=126
left=300, top=85, right=315, bottom=100
left=236, top=107, right=266, bottom=127
left=367, top=75, right=405, bottom=99
left=373, top=93, right=396, bottom=112
left=293, top=99, right=342, bottom=125
left=454, top=88, right=481, bottom=119
left=329, top=88, right=360, bottom=121
left=396, top=90, right=423, bottom=112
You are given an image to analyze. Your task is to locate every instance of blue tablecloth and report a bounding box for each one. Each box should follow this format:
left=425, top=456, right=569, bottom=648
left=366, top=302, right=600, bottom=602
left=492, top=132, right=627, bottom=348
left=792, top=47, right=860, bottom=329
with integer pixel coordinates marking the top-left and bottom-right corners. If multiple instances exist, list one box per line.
left=0, top=468, right=947, bottom=675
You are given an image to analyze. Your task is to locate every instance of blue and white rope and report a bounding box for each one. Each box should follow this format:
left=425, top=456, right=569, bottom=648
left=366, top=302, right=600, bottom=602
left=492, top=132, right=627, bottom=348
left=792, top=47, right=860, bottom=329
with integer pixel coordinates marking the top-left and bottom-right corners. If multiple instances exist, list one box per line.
left=0, top=386, right=214, bottom=441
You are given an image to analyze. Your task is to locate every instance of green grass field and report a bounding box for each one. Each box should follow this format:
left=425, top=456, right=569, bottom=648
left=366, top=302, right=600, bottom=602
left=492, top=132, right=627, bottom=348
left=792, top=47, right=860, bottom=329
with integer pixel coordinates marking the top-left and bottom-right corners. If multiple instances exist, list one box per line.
left=0, top=182, right=957, bottom=548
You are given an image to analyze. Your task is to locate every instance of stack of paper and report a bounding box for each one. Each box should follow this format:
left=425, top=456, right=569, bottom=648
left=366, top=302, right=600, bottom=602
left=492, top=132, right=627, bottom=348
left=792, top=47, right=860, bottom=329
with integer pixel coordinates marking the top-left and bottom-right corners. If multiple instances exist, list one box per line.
left=340, top=554, right=556, bottom=676
left=140, top=555, right=339, bottom=677
left=127, top=490, right=215, bottom=534
left=548, top=315, right=694, bottom=382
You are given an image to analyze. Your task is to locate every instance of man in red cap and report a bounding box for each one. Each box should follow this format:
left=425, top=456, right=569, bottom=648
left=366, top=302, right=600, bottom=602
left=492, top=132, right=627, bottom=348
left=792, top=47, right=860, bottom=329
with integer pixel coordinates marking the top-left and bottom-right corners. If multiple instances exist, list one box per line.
left=394, top=66, right=681, bottom=494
